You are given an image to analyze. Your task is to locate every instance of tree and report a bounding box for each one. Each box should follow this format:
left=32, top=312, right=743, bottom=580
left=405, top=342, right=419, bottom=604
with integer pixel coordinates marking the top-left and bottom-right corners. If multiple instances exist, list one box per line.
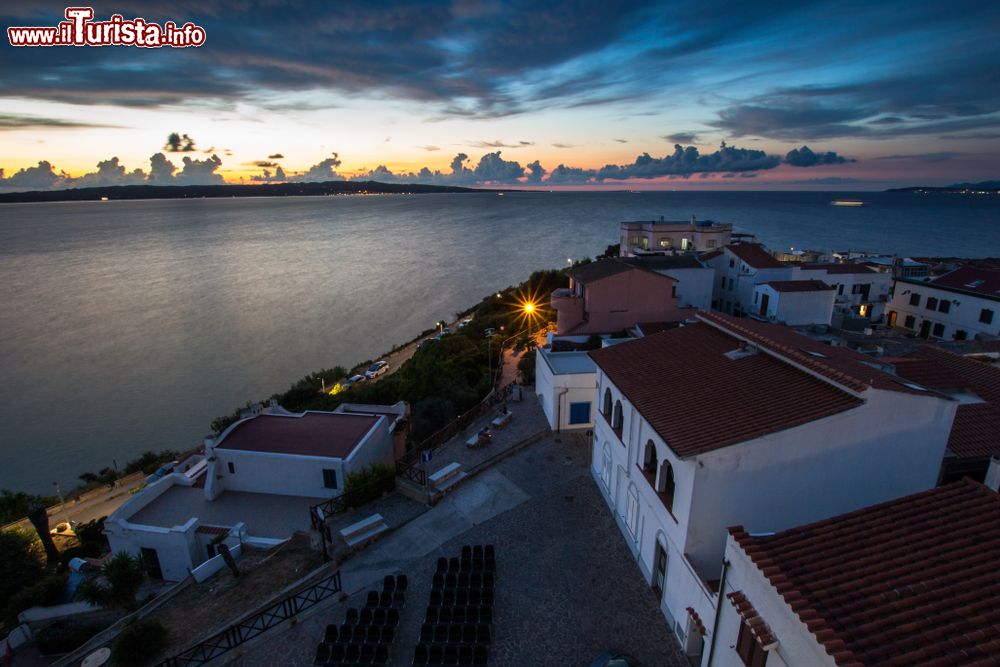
left=0, top=529, right=45, bottom=603
left=26, top=503, right=59, bottom=567
left=80, top=551, right=145, bottom=609
left=517, top=349, right=537, bottom=385
left=0, top=489, right=56, bottom=525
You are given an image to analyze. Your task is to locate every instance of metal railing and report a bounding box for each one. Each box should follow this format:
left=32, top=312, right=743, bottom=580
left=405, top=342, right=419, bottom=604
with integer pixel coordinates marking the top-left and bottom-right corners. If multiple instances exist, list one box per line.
left=158, top=570, right=342, bottom=667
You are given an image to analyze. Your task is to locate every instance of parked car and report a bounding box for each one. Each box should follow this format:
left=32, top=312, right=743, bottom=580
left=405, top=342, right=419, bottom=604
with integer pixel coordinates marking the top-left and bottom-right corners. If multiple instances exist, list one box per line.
left=145, top=461, right=179, bottom=484
left=344, top=374, right=366, bottom=387
left=50, top=520, right=78, bottom=536
left=365, top=360, right=389, bottom=379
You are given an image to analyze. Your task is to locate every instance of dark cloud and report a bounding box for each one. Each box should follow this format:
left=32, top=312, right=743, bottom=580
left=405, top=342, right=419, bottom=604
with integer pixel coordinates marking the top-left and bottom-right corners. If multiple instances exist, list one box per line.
left=251, top=166, right=287, bottom=182
left=0, top=161, right=67, bottom=190
left=417, top=145, right=441, bottom=151
left=788, top=177, right=865, bottom=185
left=0, top=113, right=119, bottom=130
left=289, top=153, right=345, bottom=182
left=0, top=152, right=226, bottom=191
left=784, top=145, right=854, bottom=167
left=663, top=132, right=699, bottom=143
left=72, top=157, right=146, bottom=187
left=267, top=153, right=284, bottom=159
left=164, top=132, right=196, bottom=152
left=613, top=138, right=628, bottom=143
left=470, top=140, right=532, bottom=148
left=873, top=152, right=960, bottom=162
left=526, top=160, right=546, bottom=184
left=174, top=154, right=224, bottom=184
left=552, top=143, right=577, bottom=149
left=245, top=160, right=279, bottom=168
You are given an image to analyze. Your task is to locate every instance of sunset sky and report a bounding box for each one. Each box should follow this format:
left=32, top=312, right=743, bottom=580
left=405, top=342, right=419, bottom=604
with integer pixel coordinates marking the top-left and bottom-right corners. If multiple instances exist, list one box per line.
left=2, top=1, right=998, bottom=190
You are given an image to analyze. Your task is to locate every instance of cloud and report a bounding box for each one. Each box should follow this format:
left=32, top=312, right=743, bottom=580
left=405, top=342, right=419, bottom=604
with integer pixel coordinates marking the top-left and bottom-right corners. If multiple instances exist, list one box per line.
left=873, top=152, right=960, bottom=162
left=417, top=145, right=441, bottom=151
left=783, top=145, right=854, bottom=167
left=663, top=132, right=699, bottom=143
left=72, top=157, right=146, bottom=187
left=590, top=142, right=782, bottom=181
left=0, top=161, right=68, bottom=191
left=472, top=152, right=524, bottom=182
left=526, top=160, right=546, bottom=184
left=470, top=140, right=532, bottom=148
left=250, top=166, right=287, bottom=182
left=175, top=155, right=224, bottom=185
left=0, top=113, right=119, bottom=130
left=268, top=153, right=284, bottom=159
left=245, top=160, right=279, bottom=168
left=787, top=177, right=865, bottom=185
left=164, top=133, right=197, bottom=152
left=552, top=143, right=577, bottom=149
left=613, top=138, right=628, bottom=143
left=148, top=153, right=177, bottom=183
left=0, top=152, right=227, bottom=192
left=289, top=153, right=345, bottom=182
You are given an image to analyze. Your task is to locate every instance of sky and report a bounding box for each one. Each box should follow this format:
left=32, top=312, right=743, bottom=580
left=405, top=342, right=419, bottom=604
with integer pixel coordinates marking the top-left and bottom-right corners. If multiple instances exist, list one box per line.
left=1, top=1, right=998, bottom=191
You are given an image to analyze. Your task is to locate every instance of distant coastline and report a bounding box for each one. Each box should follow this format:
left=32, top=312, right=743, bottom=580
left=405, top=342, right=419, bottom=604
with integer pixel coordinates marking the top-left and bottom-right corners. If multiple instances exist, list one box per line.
left=0, top=179, right=511, bottom=204
left=887, top=180, right=1000, bottom=194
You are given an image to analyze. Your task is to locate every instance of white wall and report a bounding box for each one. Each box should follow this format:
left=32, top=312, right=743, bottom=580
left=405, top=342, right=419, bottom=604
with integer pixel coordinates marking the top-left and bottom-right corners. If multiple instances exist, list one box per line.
left=536, top=349, right=597, bottom=430
left=656, top=267, right=715, bottom=310
left=105, top=515, right=200, bottom=582
left=753, top=286, right=834, bottom=326
left=889, top=281, right=1000, bottom=340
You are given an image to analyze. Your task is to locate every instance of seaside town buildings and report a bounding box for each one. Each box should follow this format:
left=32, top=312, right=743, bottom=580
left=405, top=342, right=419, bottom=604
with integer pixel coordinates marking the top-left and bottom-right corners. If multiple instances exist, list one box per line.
left=619, top=217, right=734, bottom=255
left=588, top=311, right=958, bottom=664
left=887, top=265, right=1000, bottom=340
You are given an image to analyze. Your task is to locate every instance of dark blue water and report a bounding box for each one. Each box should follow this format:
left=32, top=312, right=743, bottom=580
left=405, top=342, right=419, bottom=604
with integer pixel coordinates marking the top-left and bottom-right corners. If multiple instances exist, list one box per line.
left=1, top=191, right=998, bottom=492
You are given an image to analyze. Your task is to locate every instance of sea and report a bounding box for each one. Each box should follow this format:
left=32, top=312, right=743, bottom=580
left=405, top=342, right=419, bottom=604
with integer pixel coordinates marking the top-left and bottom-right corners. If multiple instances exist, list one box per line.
left=1, top=191, right=998, bottom=494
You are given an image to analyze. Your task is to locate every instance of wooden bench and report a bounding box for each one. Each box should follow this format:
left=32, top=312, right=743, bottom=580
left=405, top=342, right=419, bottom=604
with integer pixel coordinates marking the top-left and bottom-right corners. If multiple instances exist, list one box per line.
left=428, top=462, right=465, bottom=492
left=340, top=513, right=389, bottom=548
left=491, top=412, right=513, bottom=429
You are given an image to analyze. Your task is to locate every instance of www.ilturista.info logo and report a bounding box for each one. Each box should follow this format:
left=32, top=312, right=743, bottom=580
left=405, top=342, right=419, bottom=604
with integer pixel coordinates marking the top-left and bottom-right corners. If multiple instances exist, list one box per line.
left=7, top=7, right=206, bottom=48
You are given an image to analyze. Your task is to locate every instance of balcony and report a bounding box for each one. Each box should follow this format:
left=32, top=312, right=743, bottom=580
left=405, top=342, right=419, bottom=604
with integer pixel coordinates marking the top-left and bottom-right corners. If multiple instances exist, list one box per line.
left=636, top=463, right=678, bottom=523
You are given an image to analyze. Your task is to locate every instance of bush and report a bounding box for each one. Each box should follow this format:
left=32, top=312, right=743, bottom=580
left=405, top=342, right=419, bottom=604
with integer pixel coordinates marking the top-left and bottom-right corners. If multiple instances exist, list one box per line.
left=0, top=528, right=46, bottom=603
left=0, top=489, right=57, bottom=525
left=80, top=552, right=145, bottom=610
left=3, top=572, right=67, bottom=630
left=517, top=349, right=537, bottom=385
left=36, top=619, right=106, bottom=655
left=112, top=619, right=168, bottom=665
left=343, top=463, right=396, bottom=508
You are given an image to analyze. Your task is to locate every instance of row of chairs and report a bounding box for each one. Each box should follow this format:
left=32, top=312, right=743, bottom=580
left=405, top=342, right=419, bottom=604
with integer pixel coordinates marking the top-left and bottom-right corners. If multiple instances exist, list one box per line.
left=420, top=623, right=491, bottom=646
left=324, top=624, right=396, bottom=646
left=413, top=643, right=488, bottom=666
left=429, top=588, right=493, bottom=608
left=432, top=570, right=495, bottom=592
left=435, top=555, right=495, bottom=575
left=382, top=574, right=408, bottom=593
left=426, top=605, right=493, bottom=626
left=342, top=606, right=400, bottom=629
left=315, top=642, right=390, bottom=666
left=365, top=589, right=405, bottom=609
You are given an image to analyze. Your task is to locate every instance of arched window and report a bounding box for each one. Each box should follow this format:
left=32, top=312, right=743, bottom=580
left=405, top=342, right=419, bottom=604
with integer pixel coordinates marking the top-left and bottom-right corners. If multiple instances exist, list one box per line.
left=602, top=388, right=612, bottom=417
left=625, top=483, right=640, bottom=538
left=642, top=440, right=658, bottom=474
left=612, top=400, right=624, bottom=435
left=658, top=460, right=676, bottom=511
left=601, top=443, right=612, bottom=490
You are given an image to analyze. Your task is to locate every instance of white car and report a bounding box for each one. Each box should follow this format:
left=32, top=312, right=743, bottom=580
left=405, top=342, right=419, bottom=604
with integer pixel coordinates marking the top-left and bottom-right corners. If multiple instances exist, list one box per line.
left=344, top=374, right=366, bottom=387
left=365, top=360, right=389, bottom=379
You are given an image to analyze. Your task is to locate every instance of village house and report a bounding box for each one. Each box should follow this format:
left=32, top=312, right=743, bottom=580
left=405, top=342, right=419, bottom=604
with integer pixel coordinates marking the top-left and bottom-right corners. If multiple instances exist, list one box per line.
left=620, top=216, right=733, bottom=255
left=718, top=480, right=999, bottom=667
left=888, top=265, right=1000, bottom=340
left=702, top=244, right=795, bottom=317
left=104, top=402, right=405, bottom=581
left=750, top=280, right=836, bottom=326
left=797, top=262, right=891, bottom=325
left=587, top=311, right=956, bottom=664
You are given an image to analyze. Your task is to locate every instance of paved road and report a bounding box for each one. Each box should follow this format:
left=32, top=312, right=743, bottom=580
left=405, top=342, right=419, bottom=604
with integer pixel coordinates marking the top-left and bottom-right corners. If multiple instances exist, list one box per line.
left=4, top=472, right=146, bottom=535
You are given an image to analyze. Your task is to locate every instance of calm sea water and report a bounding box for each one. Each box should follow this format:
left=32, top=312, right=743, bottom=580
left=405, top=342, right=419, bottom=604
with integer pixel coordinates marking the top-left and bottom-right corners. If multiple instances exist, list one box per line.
left=1, top=191, right=998, bottom=493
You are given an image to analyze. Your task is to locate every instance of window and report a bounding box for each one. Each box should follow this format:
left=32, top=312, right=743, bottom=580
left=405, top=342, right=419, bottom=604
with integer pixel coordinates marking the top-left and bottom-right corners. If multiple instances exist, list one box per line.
left=323, top=468, right=338, bottom=489
left=719, top=276, right=726, bottom=290
left=837, top=284, right=844, bottom=296
left=602, top=388, right=612, bottom=416
left=706, top=239, right=717, bottom=248
left=736, top=622, right=768, bottom=667
left=612, top=400, right=624, bottom=436
left=671, top=285, right=678, bottom=298
left=625, top=484, right=639, bottom=538
left=938, top=300, right=951, bottom=313
left=753, top=292, right=759, bottom=304
left=926, top=297, right=938, bottom=311
left=909, top=293, right=920, bottom=306
left=956, top=330, right=968, bottom=340
left=569, top=402, right=591, bottom=425
left=729, top=259, right=735, bottom=268
left=728, top=278, right=734, bottom=291
left=904, top=315, right=915, bottom=329
left=601, top=444, right=612, bottom=489
left=642, top=440, right=658, bottom=473
left=932, top=323, right=945, bottom=338
left=981, top=309, right=994, bottom=324
left=658, top=461, right=675, bottom=511
left=227, top=462, right=235, bottom=474
left=660, top=238, right=674, bottom=249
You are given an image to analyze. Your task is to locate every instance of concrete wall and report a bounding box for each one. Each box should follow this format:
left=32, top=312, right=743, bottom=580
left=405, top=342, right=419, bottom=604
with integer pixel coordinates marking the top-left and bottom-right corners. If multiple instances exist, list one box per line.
left=559, top=268, right=684, bottom=334
left=654, top=266, right=715, bottom=310
left=889, top=281, right=1000, bottom=340
left=104, top=514, right=200, bottom=582
left=753, top=285, right=835, bottom=325
left=536, top=349, right=596, bottom=431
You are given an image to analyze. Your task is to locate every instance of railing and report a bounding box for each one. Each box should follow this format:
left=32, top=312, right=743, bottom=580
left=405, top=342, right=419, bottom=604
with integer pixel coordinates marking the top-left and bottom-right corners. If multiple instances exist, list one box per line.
left=158, top=570, right=342, bottom=667
left=309, top=471, right=395, bottom=529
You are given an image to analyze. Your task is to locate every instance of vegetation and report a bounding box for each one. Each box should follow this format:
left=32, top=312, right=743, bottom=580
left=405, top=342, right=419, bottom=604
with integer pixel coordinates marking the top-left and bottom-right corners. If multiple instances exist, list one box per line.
left=58, top=517, right=109, bottom=567
left=4, top=572, right=68, bottom=630
left=112, top=618, right=169, bottom=665
left=0, top=489, right=58, bottom=525
left=35, top=620, right=109, bottom=655
left=0, top=528, right=47, bottom=630
left=343, top=463, right=397, bottom=507
left=517, top=349, right=537, bottom=385
left=79, top=551, right=145, bottom=610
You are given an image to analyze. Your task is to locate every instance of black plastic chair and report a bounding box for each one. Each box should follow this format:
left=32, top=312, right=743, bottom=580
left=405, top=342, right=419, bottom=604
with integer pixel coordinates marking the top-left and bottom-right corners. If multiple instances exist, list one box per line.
left=461, top=556, right=472, bottom=572
left=324, top=624, right=338, bottom=643
left=426, top=607, right=439, bottom=625
left=448, top=557, right=460, bottom=573
left=330, top=644, right=346, bottom=664
left=345, top=644, right=361, bottom=664
left=456, top=589, right=469, bottom=606
left=379, top=590, right=392, bottom=608
left=443, top=644, right=459, bottom=666
left=367, top=625, right=382, bottom=645
left=436, top=557, right=448, bottom=574
left=442, top=589, right=456, bottom=606
left=459, top=644, right=474, bottom=666
left=462, top=624, right=476, bottom=645
left=360, top=643, right=375, bottom=663
left=471, top=558, right=483, bottom=573
left=314, top=643, right=330, bottom=666
left=469, top=572, right=482, bottom=589
left=484, top=558, right=495, bottom=574
left=473, top=645, right=488, bottom=666
left=482, top=590, right=494, bottom=606
left=396, top=574, right=408, bottom=592
left=393, top=590, right=405, bottom=608
left=479, top=606, right=492, bottom=624
left=477, top=624, right=491, bottom=644
left=434, top=624, right=448, bottom=644
left=468, top=589, right=481, bottom=606
left=445, top=572, right=457, bottom=589
left=484, top=545, right=495, bottom=560
left=429, top=645, right=444, bottom=666
left=429, top=590, right=442, bottom=607
left=421, top=623, right=434, bottom=643
left=360, top=607, right=373, bottom=625
left=372, top=608, right=386, bottom=627
left=374, top=644, right=390, bottom=665
left=366, top=590, right=380, bottom=608
left=465, top=606, right=479, bottom=625
left=448, top=625, right=463, bottom=644
left=452, top=607, right=466, bottom=625
left=340, top=623, right=353, bottom=639
left=433, top=572, right=444, bottom=590
left=354, top=625, right=370, bottom=644
left=383, top=575, right=396, bottom=593
left=482, top=572, right=494, bottom=590
left=346, top=608, right=359, bottom=625
left=387, top=608, right=400, bottom=627
left=457, top=571, right=470, bottom=589
left=413, top=644, right=429, bottom=667
left=461, top=545, right=472, bottom=560
left=438, top=606, right=452, bottom=624
left=383, top=625, right=397, bottom=644
left=472, top=545, right=484, bottom=561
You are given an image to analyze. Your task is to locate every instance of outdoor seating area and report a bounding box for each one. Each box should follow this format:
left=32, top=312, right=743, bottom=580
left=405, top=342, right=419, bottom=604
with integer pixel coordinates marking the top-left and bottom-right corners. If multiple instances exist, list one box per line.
left=313, top=575, right=408, bottom=666
left=412, top=544, right=496, bottom=666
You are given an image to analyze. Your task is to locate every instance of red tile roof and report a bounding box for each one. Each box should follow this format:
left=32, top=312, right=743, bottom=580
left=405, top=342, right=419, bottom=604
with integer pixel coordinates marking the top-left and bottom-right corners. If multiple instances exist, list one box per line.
left=217, top=412, right=379, bottom=458
left=698, top=311, right=928, bottom=395
left=898, top=348, right=1000, bottom=458
left=730, top=480, right=1000, bottom=667
left=700, top=249, right=724, bottom=261
left=727, top=243, right=785, bottom=269
left=930, top=265, right=1000, bottom=298
left=800, top=262, right=877, bottom=275
left=763, top=280, right=834, bottom=293
left=727, top=591, right=777, bottom=647
left=686, top=607, right=707, bottom=637
left=589, top=320, right=863, bottom=457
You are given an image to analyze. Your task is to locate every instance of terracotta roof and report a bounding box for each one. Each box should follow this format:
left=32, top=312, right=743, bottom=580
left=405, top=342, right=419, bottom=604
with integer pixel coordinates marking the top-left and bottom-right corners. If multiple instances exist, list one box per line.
left=686, top=607, right=707, bottom=637
left=727, top=591, right=777, bottom=647
left=930, top=265, right=1000, bottom=298
left=620, top=255, right=704, bottom=270
left=700, top=249, right=724, bottom=261
left=567, top=258, right=675, bottom=285
left=730, top=480, right=1000, bottom=667
left=763, top=280, right=835, bottom=293
left=800, top=262, right=877, bottom=275
left=726, top=243, right=785, bottom=269
left=901, top=348, right=1000, bottom=458
left=589, top=320, right=863, bottom=457
left=217, top=412, right=379, bottom=458
left=698, top=311, right=930, bottom=395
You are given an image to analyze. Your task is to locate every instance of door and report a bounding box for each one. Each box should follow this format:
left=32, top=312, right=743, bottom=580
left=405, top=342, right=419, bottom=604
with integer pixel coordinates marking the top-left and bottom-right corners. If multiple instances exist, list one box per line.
left=652, top=541, right=667, bottom=599
left=759, top=293, right=770, bottom=317
left=919, top=320, right=931, bottom=338
left=140, top=547, right=163, bottom=579
left=887, top=310, right=897, bottom=327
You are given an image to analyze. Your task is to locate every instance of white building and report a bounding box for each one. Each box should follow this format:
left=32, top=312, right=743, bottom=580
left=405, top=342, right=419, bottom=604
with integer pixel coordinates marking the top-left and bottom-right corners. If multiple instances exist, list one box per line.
left=888, top=265, right=1000, bottom=341
left=588, top=311, right=956, bottom=664
left=751, top=280, right=835, bottom=326
left=620, top=217, right=732, bottom=255
left=702, top=244, right=795, bottom=317
left=535, top=344, right=597, bottom=431
left=624, top=255, right=716, bottom=310
left=716, top=480, right=998, bottom=667
left=798, top=263, right=891, bottom=324
left=105, top=403, right=404, bottom=581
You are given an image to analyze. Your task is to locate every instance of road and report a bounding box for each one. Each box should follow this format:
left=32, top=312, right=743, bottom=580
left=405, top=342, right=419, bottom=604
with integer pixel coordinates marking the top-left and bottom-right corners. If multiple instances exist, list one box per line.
left=4, top=471, right=147, bottom=535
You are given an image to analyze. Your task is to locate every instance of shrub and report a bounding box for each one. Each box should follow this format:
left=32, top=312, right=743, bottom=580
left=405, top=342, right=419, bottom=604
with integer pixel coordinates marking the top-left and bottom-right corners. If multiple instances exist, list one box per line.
left=0, top=528, right=46, bottom=603
left=80, top=552, right=145, bottom=610
left=3, top=572, right=67, bottom=630
left=36, top=620, right=106, bottom=655
left=111, top=619, right=168, bottom=665
left=0, top=490, right=57, bottom=525
left=517, top=349, right=537, bottom=385
left=343, top=463, right=396, bottom=508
